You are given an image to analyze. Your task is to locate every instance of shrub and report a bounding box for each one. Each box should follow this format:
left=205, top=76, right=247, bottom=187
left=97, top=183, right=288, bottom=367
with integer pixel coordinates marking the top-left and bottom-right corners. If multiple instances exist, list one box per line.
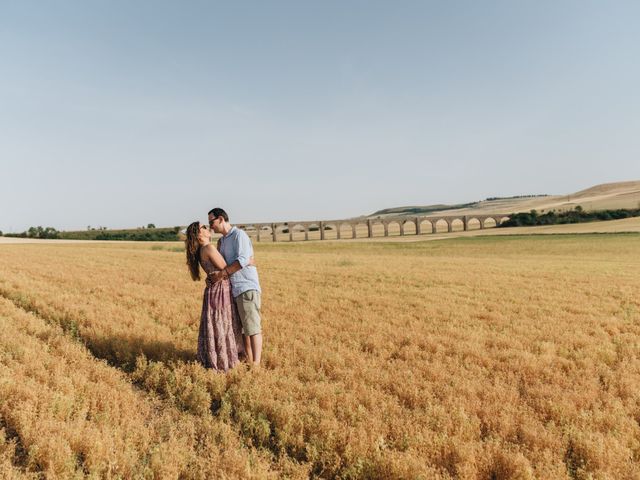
left=22, top=226, right=60, bottom=239
left=500, top=207, right=640, bottom=228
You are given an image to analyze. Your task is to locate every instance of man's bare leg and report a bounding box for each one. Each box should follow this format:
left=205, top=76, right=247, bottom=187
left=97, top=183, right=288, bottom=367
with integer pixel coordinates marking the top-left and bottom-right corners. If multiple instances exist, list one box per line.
left=250, top=333, right=262, bottom=366
left=243, top=335, right=253, bottom=363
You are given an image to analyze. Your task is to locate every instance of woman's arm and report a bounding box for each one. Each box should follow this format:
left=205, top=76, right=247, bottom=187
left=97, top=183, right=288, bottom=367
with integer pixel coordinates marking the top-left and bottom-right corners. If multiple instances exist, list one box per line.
left=202, top=244, right=227, bottom=270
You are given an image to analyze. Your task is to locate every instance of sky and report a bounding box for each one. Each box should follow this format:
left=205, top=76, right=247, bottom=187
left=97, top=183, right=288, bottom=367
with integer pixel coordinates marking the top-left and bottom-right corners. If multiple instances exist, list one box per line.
left=1, top=1, right=639, bottom=232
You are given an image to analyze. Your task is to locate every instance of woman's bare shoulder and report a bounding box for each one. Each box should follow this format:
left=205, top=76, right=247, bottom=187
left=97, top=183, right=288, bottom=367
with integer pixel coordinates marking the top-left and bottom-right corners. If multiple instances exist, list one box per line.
left=201, top=243, right=217, bottom=256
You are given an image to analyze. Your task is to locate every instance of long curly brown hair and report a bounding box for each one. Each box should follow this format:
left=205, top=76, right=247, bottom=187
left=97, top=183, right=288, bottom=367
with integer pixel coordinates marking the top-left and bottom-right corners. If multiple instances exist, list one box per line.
left=185, top=221, right=202, bottom=281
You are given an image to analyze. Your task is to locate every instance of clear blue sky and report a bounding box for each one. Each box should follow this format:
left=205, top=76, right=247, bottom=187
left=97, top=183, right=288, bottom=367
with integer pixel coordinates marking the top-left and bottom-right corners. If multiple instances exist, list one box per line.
left=1, top=1, right=639, bottom=232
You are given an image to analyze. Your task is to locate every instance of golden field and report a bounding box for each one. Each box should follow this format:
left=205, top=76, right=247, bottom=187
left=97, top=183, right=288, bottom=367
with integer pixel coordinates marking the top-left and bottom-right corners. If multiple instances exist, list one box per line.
left=1, top=233, right=640, bottom=479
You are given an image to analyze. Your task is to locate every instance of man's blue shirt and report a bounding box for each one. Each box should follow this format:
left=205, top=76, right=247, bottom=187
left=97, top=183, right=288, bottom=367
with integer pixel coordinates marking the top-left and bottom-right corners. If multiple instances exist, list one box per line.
left=219, top=226, right=261, bottom=298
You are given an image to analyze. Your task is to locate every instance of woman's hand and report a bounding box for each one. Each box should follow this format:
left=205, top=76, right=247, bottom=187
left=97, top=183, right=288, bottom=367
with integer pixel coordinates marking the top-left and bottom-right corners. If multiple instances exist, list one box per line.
left=207, top=269, right=228, bottom=285
left=249, top=256, right=257, bottom=266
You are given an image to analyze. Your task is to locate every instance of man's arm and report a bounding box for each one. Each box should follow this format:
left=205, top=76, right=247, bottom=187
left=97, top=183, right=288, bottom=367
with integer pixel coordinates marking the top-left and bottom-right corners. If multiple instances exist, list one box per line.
left=208, top=257, right=255, bottom=283
left=234, top=230, right=253, bottom=269
left=224, top=260, right=243, bottom=276
left=210, top=232, right=254, bottom=281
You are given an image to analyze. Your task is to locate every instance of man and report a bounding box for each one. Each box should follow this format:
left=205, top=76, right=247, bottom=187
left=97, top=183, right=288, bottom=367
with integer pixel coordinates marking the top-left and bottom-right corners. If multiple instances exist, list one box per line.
left=208, top=207, right=263, bottom=366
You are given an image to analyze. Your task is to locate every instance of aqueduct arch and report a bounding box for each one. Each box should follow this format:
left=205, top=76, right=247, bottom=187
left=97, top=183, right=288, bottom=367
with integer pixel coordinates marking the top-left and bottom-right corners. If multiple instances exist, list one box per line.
left=236, top=213, right=511, bottom=242
left=402, top=219, right=417, bottom=235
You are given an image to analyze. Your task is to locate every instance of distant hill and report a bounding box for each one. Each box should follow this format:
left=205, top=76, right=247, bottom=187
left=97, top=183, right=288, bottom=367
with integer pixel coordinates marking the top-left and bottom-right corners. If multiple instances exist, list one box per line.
left=367, top=181, right=640, bottom=218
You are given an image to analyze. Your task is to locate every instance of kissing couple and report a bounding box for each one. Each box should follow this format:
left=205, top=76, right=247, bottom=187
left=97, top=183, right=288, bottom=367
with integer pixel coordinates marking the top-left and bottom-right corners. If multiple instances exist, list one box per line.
left=184, top=207, right=263, bottom=372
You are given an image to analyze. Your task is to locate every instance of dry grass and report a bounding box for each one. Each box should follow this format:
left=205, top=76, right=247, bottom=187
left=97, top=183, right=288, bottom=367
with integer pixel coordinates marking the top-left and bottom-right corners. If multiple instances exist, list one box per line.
left=1, top=233, right=639, bottom=479
left=0, top=297, right=288, bottom=479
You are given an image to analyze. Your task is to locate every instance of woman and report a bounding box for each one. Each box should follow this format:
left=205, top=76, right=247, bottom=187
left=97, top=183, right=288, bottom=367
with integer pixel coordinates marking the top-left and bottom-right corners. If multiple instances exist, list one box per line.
left=185, top=221, right=245, bottom=372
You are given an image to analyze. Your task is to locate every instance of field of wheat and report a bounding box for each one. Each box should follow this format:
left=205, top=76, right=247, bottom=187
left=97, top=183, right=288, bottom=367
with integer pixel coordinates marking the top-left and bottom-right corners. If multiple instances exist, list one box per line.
left=1, top=233, right=639, bottom=479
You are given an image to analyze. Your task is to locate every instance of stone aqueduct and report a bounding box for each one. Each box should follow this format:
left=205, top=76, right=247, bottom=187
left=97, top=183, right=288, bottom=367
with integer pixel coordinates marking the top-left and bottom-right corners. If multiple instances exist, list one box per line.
left=235, top=214, right=512, bottom=242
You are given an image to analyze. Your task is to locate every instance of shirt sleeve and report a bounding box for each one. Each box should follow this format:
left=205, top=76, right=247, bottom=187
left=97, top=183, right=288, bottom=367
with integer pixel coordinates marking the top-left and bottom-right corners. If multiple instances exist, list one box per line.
left=235, top=231, right=253, bottom=268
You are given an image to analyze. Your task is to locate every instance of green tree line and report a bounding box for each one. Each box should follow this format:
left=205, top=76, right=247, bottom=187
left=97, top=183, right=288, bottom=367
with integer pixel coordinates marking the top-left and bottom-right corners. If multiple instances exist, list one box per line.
left=61, top=226, right=181, bottom=241
left=3, top=226, right=181, bottom=241
left=499, top=206, right=640, bottom=227
left=3, top=226, right=61, bottom=239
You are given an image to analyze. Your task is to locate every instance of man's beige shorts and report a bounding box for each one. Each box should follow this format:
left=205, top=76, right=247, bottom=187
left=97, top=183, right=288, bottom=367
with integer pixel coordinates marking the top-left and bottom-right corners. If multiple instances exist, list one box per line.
left=235, top=290, right=262, bottom=336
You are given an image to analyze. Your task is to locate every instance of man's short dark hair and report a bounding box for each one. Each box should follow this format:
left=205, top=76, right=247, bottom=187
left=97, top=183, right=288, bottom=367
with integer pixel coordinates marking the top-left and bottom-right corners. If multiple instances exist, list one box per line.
left=208, top=208, right=229, bottom=222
